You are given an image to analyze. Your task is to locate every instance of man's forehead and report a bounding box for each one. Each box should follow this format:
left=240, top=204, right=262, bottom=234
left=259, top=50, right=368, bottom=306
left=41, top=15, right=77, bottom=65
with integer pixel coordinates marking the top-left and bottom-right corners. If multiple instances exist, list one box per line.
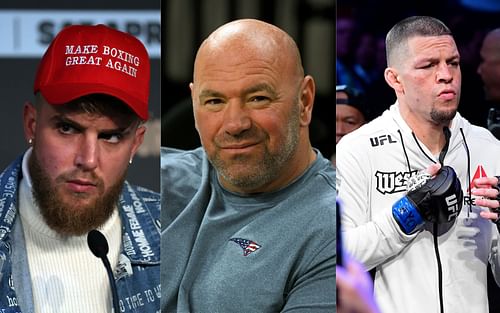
left=406, top=36, right=458, bottom=61
left=46, top=102, right=137, bottom=127
left=197, top=82, right=277, bottom=97
left=193, top=50, right=292, bottom=95
left=197, top=41, right=278, bottom=74
left=408, top=35, right=457, bottom=51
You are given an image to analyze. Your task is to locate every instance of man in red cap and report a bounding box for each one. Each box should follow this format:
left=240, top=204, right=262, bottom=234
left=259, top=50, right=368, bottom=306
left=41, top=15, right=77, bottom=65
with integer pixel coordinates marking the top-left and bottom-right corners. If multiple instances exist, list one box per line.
left=0, top=24, right=160, bottom=312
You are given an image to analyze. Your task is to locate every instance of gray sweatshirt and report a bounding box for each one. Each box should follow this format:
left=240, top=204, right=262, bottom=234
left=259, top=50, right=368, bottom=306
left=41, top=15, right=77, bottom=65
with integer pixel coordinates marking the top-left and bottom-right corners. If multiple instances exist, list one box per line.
left=160, top=147, right=336, bottom=313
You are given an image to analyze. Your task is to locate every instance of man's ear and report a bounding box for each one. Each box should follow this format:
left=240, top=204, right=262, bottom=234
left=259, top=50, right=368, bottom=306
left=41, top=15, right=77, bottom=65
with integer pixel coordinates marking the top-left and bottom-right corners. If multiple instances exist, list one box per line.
left=130, top=125, right=147, bottom=160
left=298, top=75, right=315, bottom=127
left=189, top=82, right=200, bottom=132
left=23, top=101, right=37, bottom=143
left=384, top=67, right=403, bottom=94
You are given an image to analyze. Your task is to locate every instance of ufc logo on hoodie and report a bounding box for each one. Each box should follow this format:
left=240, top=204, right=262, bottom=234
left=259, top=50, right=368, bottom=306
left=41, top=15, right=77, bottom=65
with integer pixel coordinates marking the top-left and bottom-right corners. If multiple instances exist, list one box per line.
left=446, top=194, right=459, bottom=221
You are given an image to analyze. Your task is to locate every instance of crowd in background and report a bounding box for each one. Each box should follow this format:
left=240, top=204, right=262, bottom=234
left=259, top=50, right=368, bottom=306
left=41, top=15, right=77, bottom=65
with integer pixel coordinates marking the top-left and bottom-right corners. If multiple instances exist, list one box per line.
left=336, top=1, right=500, bottom=312
left=337, top=0, right=500, bottom=130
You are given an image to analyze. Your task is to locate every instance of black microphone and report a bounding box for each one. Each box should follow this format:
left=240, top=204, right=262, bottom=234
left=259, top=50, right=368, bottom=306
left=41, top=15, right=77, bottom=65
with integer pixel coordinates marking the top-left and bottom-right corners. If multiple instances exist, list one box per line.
left=87, top=229, right=120, bottom=313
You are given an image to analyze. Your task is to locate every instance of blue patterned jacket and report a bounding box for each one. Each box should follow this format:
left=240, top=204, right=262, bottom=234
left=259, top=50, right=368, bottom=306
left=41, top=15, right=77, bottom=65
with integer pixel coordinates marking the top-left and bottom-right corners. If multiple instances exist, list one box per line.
left=0, top=155, right=161, bottom=312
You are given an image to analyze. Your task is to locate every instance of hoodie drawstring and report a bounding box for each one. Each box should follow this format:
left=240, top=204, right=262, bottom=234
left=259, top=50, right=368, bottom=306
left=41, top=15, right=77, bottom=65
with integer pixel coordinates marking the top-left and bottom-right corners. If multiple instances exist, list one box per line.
left=459, top=127, right=472, bottom=216
left=399, top=126, right=469, bottom=313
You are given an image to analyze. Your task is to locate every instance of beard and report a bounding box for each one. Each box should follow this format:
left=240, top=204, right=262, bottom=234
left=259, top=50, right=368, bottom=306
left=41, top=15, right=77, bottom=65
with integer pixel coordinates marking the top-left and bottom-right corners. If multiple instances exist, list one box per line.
left=29, top=152, right=126, bottom=236
left=209, top=104, right=301, bottom=193
left=430, top=106, right=457, bottom=125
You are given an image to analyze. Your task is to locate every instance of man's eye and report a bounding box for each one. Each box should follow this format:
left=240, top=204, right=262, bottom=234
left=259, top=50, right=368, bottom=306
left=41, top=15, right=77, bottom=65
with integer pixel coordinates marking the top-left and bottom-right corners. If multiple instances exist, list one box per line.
left=100, top=133, right=123, bottom=143
left=205, top=99, right=223, bottom=105
left=250, top=96, right=269, bottom=102
left=58, top=123, right=77, bottom=134
left=419, top=63, right=433, bottom=69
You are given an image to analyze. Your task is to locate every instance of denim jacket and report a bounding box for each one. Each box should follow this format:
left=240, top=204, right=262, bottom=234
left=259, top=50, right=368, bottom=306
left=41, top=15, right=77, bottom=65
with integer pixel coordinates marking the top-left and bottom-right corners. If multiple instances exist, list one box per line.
left=0, top=155, right=161, bottom=312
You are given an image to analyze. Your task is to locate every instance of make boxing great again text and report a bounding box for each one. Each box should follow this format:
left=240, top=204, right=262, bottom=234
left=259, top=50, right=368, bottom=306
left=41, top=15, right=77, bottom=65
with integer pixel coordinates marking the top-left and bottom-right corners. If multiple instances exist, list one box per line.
left=64, top=44, right=140, bottom=78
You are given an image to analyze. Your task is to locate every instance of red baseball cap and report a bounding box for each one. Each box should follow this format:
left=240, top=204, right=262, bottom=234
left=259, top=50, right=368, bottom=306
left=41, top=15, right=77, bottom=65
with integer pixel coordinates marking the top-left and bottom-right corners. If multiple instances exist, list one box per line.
left=34, top=24, right=150, bottom=120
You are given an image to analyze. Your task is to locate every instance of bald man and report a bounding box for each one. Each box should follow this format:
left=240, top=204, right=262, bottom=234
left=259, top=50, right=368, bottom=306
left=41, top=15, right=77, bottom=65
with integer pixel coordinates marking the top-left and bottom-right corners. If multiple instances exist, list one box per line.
left=160, top=19, right=335, bottom=312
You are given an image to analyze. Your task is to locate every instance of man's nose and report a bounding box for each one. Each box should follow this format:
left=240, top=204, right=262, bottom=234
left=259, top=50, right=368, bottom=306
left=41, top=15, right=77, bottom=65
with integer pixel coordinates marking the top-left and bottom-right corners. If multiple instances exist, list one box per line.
left=436, top=63, right=453, bottom=83
left=222, top=101, right=252, bottom=136
left=74, top=136, right=98, bottom=171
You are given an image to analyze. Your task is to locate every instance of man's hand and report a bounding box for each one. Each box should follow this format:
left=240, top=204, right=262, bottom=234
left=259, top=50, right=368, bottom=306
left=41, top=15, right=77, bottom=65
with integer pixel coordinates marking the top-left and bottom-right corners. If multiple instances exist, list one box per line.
left=471, top=176, right=500, bottom=221
left=426, top=163, right=442, bottom=176
left=392, top=164, right=463, bottom=234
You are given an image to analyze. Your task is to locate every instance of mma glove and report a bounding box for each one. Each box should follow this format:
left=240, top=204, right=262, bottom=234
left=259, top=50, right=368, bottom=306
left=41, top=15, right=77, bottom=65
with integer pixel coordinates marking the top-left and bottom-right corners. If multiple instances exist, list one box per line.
left=392, top=166, right=463, bottom=234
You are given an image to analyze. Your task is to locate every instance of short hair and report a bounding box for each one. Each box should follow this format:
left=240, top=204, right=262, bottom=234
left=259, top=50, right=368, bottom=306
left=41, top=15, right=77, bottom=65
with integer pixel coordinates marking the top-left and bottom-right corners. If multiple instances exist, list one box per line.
left=385, top=16, right=452, bottom=66
left=35, top=93, right=143, bottom=125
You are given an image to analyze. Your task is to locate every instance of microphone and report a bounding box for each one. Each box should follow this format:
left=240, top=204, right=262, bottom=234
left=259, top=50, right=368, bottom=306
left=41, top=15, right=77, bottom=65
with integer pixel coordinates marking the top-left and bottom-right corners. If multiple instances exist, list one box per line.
left=87, top=229, right=120, bottom=313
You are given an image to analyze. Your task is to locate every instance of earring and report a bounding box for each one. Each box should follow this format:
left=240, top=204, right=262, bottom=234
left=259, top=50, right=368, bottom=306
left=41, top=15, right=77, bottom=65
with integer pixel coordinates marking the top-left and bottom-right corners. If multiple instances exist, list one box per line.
left=28, top=138, right=33, bottom=145
left=129, top=158, right=133, bottom=164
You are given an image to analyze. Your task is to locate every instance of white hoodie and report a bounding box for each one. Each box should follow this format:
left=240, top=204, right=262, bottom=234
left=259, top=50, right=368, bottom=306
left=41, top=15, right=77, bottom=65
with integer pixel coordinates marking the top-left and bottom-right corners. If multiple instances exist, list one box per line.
left=337, top=102, right=500, bottom=313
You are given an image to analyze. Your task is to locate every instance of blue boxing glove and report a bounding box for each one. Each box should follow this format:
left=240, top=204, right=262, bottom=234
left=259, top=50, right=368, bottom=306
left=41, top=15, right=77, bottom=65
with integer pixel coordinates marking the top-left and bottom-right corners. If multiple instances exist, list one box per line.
left=392, top=166, right=463, bottom=234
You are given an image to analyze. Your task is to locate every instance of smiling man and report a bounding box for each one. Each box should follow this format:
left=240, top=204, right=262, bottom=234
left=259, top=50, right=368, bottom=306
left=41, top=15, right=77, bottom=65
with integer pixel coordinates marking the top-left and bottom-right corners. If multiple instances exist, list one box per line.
left=0, top=25, right=160, bottom=312
left=161, top=19, right=336, bottom=312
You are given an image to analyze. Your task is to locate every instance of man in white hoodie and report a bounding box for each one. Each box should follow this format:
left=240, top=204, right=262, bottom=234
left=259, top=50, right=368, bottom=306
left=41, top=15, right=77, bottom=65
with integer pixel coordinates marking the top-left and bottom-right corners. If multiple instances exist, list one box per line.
left=337, top=15, right=500, bottom=313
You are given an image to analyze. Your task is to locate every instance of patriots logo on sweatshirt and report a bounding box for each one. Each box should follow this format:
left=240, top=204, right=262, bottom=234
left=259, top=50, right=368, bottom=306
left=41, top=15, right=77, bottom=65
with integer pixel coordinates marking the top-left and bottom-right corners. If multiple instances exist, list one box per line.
left=229, top=238, right=261, bottom=256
